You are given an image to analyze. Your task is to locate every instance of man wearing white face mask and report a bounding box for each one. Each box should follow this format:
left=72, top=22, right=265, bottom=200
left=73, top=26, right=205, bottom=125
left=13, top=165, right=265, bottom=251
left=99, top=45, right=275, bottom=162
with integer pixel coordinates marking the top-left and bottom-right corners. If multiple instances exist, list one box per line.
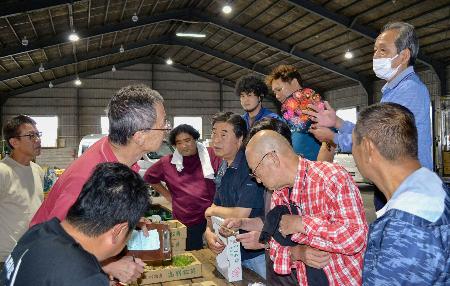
left=305, top=22, right=432, bottom=172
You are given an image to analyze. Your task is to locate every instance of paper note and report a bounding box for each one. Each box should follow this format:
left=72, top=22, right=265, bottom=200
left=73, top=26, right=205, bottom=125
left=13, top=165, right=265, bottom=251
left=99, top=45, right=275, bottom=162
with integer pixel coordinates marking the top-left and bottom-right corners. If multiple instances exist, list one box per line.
left=127, top=229, right=160, bottom=250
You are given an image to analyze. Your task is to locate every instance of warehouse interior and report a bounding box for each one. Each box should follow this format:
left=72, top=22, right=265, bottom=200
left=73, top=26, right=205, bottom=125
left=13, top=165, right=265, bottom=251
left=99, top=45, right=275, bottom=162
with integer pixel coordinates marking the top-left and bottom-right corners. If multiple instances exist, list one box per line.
left=0, top=0, right=449, bottom=173
left=1, top=0, right=450, bottom=285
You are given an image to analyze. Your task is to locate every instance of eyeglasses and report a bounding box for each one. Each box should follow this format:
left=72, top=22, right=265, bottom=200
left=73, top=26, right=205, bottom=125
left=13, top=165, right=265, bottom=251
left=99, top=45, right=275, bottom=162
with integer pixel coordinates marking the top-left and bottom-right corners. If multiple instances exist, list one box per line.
left=250, top=150, right=275, bottom=179
left=14, top=132, right=42, bottom=141
left=135, top=120, right=172, bottom=134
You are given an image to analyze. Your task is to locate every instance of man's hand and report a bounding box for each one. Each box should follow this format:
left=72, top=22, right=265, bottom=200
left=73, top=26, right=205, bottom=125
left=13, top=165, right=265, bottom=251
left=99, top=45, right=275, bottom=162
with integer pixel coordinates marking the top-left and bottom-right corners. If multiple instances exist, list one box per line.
left=205, top=228, right=225, bottom=254
left=236, top=231, right=265, bottom=250
left=304, top=101, right=339, bottom=128
left=103, top=256, right=145, bottom=284
left=138, top=217, right=151, bottom=237
left=223, top=218, right=243, bottom=229
left=279, top=214, right=303, bottom=236
left=291, top=245, right=330, bottom=269
left=309, top=126, right=335, bottom=143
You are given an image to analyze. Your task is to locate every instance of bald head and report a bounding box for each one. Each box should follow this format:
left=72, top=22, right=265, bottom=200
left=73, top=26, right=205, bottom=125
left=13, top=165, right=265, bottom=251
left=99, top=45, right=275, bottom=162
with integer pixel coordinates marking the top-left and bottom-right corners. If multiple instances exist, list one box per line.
left=246, top=130, right=294, bottom=158
left=246, top=130, right=298, bottom=190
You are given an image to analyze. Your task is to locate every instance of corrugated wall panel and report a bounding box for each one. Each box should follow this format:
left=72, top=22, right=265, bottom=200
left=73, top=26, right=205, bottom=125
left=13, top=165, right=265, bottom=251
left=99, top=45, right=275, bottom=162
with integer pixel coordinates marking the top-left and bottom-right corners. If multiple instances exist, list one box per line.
left=2, top=63, right=280, bottom=168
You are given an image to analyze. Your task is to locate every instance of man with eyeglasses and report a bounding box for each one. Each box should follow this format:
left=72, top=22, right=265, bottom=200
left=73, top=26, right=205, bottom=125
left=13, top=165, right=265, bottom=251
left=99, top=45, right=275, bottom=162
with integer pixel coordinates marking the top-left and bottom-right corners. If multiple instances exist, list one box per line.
left=30, top=84, right=168, bottom=285
left=0, top=115, right=44, bottom=269
left=204, top=112, right=266, bottom=279
left=245, top=130, right=368, bottom=285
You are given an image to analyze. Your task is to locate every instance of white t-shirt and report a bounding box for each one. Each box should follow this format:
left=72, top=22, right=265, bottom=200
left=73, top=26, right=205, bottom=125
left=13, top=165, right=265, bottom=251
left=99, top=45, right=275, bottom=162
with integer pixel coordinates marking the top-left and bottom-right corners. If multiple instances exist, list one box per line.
left=0, top=156, right=44, bottom=261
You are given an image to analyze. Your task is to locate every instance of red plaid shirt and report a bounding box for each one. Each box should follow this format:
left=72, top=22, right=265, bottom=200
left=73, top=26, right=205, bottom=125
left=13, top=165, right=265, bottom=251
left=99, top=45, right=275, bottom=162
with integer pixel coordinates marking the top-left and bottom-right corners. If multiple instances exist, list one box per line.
left=269, top=159, right=368, bottom=285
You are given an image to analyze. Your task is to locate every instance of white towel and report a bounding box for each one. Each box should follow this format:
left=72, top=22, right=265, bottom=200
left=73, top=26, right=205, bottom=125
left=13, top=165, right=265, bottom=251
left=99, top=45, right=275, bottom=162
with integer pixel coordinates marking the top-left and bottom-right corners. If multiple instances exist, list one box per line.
left=170, top=142, right=215, bottom=179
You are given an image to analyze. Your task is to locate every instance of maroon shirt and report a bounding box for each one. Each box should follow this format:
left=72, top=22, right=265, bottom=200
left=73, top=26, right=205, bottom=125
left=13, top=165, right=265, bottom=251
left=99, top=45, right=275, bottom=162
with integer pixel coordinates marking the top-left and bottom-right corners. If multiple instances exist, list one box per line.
left=144, top=147, right=221, bottom=226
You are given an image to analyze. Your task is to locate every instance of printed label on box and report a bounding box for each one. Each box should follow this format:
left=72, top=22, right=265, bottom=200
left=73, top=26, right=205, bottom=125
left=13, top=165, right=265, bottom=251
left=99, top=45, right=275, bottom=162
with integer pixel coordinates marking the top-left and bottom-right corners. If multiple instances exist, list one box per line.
left=211, top=216, right=242, bottom=282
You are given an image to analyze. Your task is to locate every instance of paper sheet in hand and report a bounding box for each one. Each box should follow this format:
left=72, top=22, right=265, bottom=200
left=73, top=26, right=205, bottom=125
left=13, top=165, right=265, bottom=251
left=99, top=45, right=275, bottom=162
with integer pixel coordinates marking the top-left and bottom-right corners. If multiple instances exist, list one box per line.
left=127, top=229, right=160, bottom=250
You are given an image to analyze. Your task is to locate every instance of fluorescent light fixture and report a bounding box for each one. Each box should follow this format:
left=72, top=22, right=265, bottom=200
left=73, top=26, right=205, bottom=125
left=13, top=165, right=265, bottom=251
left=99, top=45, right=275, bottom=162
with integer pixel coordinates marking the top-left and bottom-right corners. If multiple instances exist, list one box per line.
left=166, top=58, right=173, bottom=65
left=74, top=77, right=82, bottom=86
left=222, top=4, right=232, bottom=14
left=69, top=31, right=79, bottom=42
left=176, top=32, right=206, bottom=38
left=344, top=49, right=353, bottom=59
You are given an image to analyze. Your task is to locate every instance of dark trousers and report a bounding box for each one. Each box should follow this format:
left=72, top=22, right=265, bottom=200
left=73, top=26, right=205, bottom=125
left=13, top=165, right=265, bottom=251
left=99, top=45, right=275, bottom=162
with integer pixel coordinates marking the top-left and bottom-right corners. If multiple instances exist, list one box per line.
left=266, top=250, right=329, bottom=286
left=186, top=220, right=207, bottom=251
left=266, top=251, right=298, bottom=285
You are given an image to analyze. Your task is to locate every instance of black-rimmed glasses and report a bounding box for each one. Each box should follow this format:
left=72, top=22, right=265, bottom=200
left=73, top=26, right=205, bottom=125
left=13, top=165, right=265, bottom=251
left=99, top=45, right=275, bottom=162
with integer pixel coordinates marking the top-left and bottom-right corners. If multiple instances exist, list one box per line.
left=14, top=132, right=42, bottom=141
left=250, top=150, right=275, bottom=179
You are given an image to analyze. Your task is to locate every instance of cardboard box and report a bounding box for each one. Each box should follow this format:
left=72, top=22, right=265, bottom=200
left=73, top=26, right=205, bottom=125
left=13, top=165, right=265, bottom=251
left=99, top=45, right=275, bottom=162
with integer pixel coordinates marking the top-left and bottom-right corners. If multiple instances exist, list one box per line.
left=171, top=238, right=187, bottom=255
left=138, top=252, right=202, bottom=284
left=179, top=282, right=217, bottom=286
left=164, top=220, right=187, bottom=255
left=165, top=220, right=187, bottom=239
left=212, top=216, right=242, bottom=282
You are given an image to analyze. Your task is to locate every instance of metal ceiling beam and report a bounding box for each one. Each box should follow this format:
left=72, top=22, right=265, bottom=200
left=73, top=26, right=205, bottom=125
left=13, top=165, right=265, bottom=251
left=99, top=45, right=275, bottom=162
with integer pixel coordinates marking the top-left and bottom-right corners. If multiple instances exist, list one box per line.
left=0, top=1, right=84, bottom=18
left=170, top=38, right=268, bottom=75
left=188, top=10, right=369, bottom=88
left=0, top=9, right=187, bottom=59
left=152, top=57, right=235, bottom=88
left=0, top=35, right=263, bottom=82
left=286, top=0, right=447, bottom=95
left=0, top=8, right=370, bottom=92
left=2, top=54, right=233, bottom=102
left=1, top=38, right=243, bottom=101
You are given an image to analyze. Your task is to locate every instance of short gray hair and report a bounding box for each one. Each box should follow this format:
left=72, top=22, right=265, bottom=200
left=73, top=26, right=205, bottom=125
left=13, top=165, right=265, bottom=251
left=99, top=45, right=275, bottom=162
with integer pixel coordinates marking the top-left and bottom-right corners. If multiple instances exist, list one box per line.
left=354, top=102, right=418, bottom=161
left=107, top=84, right=164, bottom=145
left=381, top=22, right=419, bottom=66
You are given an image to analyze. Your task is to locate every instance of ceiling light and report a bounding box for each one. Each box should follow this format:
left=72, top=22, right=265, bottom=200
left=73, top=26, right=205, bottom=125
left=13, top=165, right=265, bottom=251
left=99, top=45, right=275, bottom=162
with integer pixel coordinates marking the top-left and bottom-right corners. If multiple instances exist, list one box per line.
left=21, top=36, right=28, bottom=46
left=48, top=81, right=54, bottom=88
left=222, top=4, right=232, bottom=14
left=74, top=77, right=82, bottom=86
left=38, top=63, right=45, bottom=72
left=166, top=58, right=173, bottom=65
left=344, top=49, right=353, bottom=59
left=69, top=31, right=79, bottom=42
left=176, top=32, right=206, bottom=38
left=132, top=13, right=138, bottom=23
left=119, top=44, right=125, bottom=53
left=112, top=65, right=116, bottom=72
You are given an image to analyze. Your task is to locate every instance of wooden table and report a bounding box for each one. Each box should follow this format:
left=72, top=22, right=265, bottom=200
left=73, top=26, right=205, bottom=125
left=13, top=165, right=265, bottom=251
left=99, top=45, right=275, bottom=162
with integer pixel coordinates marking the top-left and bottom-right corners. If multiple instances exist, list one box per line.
left=138, top=249, right=266, bottom=286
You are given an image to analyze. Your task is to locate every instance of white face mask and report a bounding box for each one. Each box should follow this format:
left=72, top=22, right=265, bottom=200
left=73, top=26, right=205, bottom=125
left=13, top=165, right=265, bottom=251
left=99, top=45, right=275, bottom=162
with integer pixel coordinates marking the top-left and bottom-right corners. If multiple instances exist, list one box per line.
left=372, top=54, right=400, bottom=81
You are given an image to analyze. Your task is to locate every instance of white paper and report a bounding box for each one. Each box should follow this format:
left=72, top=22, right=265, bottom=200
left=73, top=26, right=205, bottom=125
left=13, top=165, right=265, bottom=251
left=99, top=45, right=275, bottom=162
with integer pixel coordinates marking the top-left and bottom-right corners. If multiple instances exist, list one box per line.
left=127, top=229, right=160, bottom=250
